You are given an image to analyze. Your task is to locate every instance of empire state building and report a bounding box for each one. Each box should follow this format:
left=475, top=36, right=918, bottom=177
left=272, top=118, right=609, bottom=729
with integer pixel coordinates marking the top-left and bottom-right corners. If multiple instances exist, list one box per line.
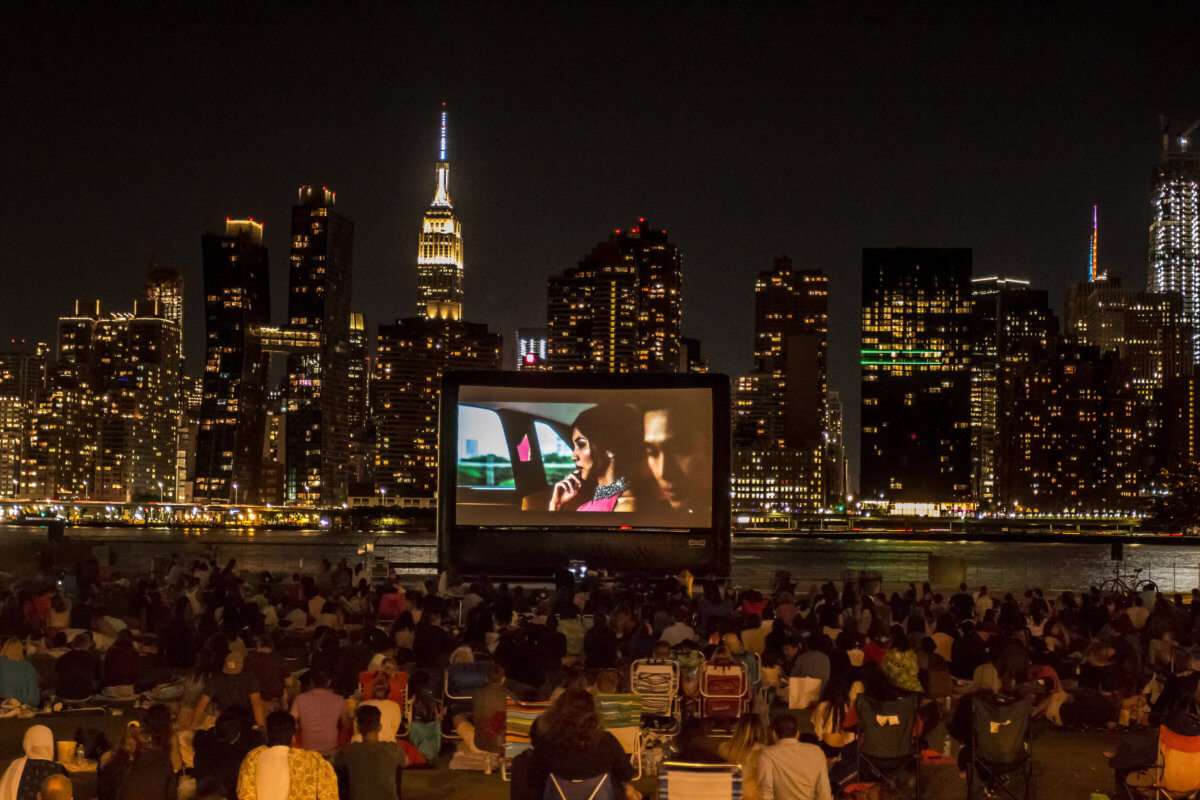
left=416, top=104, right=464, bottom=321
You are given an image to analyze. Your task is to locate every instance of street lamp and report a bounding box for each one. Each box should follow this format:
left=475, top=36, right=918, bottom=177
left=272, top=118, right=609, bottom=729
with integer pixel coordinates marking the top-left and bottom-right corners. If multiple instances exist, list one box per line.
left=304, top=484, right=310, bottom=507
left=157, top=481, right=164, bottom=503
left=232, top=482, right=239, bottom=506
left=380, top=486, right=387, bottom=506
left=83, top=479, right=89, bottom=501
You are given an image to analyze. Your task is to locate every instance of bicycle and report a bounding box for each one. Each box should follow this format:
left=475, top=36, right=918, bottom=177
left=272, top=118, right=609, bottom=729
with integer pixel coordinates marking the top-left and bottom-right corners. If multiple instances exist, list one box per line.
left=1098, top=566, right=1157, bottom=598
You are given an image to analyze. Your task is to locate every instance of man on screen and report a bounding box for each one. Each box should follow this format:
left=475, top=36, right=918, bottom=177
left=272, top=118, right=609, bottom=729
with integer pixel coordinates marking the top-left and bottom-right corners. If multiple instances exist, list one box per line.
left=642, top=402, right=712, bottom=520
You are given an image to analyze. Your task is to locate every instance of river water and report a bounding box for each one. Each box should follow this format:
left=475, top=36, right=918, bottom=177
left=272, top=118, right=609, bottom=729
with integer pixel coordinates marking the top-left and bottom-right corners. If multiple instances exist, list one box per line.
left=2, top=526, right=1200, bottom=595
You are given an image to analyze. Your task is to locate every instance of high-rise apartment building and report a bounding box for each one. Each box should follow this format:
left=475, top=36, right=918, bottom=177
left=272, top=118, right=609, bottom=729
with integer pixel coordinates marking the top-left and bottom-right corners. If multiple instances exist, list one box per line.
left=861, top=248, right=972, bottom=504
left=373, top=318, right=502, bottom=495
left=1149, top=128, right=1200, bottom=363
left=546, top=220, right=683, bottom=373
left=145, top=266, right=184, bottom=329
left=284, top=186, right=354, bottom=505
left=0, top=398, right=25, bottom=497
left=194, top=219, right=271, bottom=505
left=732, top=257, right=829, bottom=513
left=417, top=104, right=464, bottom=321
left=970, top=277, right=1055, bottom=507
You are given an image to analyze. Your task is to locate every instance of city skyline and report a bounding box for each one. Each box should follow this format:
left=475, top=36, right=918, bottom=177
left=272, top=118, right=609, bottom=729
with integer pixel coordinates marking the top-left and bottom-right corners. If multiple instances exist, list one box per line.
left=4, top=4, right=1200, bottom=482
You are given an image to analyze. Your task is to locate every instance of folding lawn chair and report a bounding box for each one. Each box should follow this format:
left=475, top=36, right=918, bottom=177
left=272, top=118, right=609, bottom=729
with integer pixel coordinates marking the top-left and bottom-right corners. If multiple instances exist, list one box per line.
left=856, top=694, right=922, bottom=799
left=968, top=695, right=1033, bottom=800
left=630, top=658, right=681, bottom=733
left=500, top=697, right=552, bottom=781
left=544, top=773, right=615, bottom=800
left=700, top=661, right=748, bottom=735
left=657, top=761, right=743, bottom=800
left=1126, top=723, right=1200, bottom=799
left=442, top=661, right=487, bottom=739
left=595, top=692, right=644, bottom=780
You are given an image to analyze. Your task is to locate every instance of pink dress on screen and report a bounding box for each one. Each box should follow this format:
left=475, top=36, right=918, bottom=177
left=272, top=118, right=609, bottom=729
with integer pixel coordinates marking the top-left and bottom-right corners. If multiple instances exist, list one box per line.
left=577, top=495, right=621, bottom=512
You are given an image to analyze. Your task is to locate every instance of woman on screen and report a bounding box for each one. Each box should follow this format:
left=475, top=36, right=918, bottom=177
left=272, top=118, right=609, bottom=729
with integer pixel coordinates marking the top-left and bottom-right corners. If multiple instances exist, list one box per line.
left=548, top=404, right=641, bottom=512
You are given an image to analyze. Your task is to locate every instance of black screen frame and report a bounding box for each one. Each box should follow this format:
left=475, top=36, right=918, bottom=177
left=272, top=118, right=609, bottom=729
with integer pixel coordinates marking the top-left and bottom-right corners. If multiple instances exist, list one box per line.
left=437, top=370, right=732, bottom=577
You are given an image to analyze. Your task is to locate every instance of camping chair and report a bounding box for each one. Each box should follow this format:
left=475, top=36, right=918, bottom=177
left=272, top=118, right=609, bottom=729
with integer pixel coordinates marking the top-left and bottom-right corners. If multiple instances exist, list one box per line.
left=630, top=658, right=681, bottom=733
left=595, top=692, right=643, bottom=780
left=699, top=661, right=749, bottom=734
left=500, top=698, right=552, bottom=781
left=968, top=695, right=1033, bottom=800
left=442, top=661, right=488, bottom=739
left=1126, top=724, right=1200, bottom=799
left=657, top=761, right=743, bottom=800
left=544, top=773, right=614, bottom=800
left=856, top=694, right=922, bottom=799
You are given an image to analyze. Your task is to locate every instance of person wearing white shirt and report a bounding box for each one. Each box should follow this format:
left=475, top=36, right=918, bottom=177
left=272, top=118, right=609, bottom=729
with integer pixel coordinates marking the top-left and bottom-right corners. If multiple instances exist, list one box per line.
left=757, top=714, right=832, bottom=800
left=973, top=586, right=994, bottom=619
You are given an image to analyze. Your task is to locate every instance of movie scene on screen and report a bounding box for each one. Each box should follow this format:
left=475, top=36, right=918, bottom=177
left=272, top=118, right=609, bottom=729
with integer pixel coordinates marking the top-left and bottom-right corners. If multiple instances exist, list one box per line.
left=454, top=384, right=715, bottom=530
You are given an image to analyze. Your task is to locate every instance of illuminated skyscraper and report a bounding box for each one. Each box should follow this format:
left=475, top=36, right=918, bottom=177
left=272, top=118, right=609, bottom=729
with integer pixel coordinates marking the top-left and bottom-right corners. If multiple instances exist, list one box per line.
left=970, top=277, right=1055, bottom=506
left=861, top=248, right=972, bottom=504
left=546, top=220, right=683, bottom=373
left=732, top=257, right=828, bottom=513
left=284, top=186, right=354, bottom=505
left=516, top=327, right=549, bottom=370
left=371, top=105, right=503, bottom=498
left=194, top=219, right=270, bottom=504
left=145, top=265, right=184, bottom=329
left=1149, top=126, right=1200, bottom=362
left=417, top=104, right=464, bottom=321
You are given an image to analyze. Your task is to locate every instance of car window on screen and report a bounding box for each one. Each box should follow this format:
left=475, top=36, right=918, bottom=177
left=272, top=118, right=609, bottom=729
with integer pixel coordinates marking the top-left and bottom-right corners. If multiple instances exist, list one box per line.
left=535, top=421, right=575, bottom=485
left=457, top=406, right=515, bottom=488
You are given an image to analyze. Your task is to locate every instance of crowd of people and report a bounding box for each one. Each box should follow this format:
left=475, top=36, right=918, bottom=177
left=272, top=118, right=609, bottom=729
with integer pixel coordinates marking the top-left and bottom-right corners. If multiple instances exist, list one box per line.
left=0, top=551, right=1198, bottom=799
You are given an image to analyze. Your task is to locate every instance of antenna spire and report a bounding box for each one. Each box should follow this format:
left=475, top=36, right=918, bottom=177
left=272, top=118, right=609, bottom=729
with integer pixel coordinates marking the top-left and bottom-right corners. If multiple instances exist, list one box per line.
left=439, top=102, right=447, bottom=161
left=1089, top=205, right=1098, bottom=281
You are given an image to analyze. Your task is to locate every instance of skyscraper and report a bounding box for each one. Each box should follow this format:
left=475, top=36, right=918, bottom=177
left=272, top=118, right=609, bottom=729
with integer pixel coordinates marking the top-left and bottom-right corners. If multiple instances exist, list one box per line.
left=145, top=265, right=184, bottom=329
left=1149, top=126, right=1200, bottom=362
left=546, top=220, right=683, bottom=373
left=194, top=219, right=270, bottom=505
left=861, top=248, right=972, bottom=505
left=970, top=277, right=1055, bottom=506
left=416, top=103, right=464, bottom=321
left=371, top=105, right=503, bottom=498
left=732, top=257, right=828, bottom=513
left=516, top=327, right=549, bottom=370
left=284, top=186, right=354, bottom=505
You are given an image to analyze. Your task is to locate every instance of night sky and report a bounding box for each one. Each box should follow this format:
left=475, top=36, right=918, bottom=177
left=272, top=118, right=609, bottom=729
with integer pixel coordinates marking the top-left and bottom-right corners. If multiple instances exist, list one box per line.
left=4, top=3, right=1200, bottom=486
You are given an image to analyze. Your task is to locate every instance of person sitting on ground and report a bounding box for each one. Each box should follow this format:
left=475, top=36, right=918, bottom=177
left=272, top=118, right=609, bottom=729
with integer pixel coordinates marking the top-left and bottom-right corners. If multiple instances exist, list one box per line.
left=244, top=635, right=294, bottom=711
left=101, top=630, right=140, bottom=699
left=0, top=637, right=40, bottom=707
left=236, top=711, right=337, bottom=800
left=193, top=707, right=259, bottom=800
left=453, top=662, right=510, bottom=759
left=526, top=689, right=641, bottom=800
left=0, top=726, right=65, bottom=800
left=109, top=705, right=176, bottom=800
left=37, top=775, right=71, bottom=800
left=718, top=713, right=769, bottom=800
left=291, top=669, right=350, bottom=757
left=192, top=649, right=267, bottom=730
left=335, top=705, right=405, bottom=800
left=54, top=633, right=101, bottom=704
left=756, top=713, right=832, bottom=800
left=353, top=677, right=402, bottom=743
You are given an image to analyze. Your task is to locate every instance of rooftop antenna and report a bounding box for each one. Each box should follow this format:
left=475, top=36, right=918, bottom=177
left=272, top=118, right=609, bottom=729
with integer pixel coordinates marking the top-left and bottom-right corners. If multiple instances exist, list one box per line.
left=1089, top=205, right=1098, bottom=282
left=439, top=102, right=447, bottom=161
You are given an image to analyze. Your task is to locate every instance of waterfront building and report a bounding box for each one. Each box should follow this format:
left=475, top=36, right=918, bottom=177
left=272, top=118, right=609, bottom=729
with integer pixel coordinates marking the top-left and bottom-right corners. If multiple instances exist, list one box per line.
left=1149, top=127, right=1200, bottom=363
left=732, top=257, right=829, bottom=513
left=373, top=318, right=502, bottom=496
left=0, top=339, right=48, bottom=404
left=144, top=265, right=184, bottom=329
left=194, top=219, right=271, bottom=505
left=860, top=248, right=972, bottom=504
left=0, top=397, right=24, bottom=497
left=970, top=277, right=1055, bottom=507
left=546, top=219, right=683, bottom=373
left=284, top=186, right=354, bottom=506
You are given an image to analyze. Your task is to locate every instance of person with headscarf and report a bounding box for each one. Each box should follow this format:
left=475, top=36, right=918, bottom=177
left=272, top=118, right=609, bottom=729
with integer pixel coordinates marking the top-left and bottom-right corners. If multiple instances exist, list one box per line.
left=0, top=726, right=65, bottom=800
